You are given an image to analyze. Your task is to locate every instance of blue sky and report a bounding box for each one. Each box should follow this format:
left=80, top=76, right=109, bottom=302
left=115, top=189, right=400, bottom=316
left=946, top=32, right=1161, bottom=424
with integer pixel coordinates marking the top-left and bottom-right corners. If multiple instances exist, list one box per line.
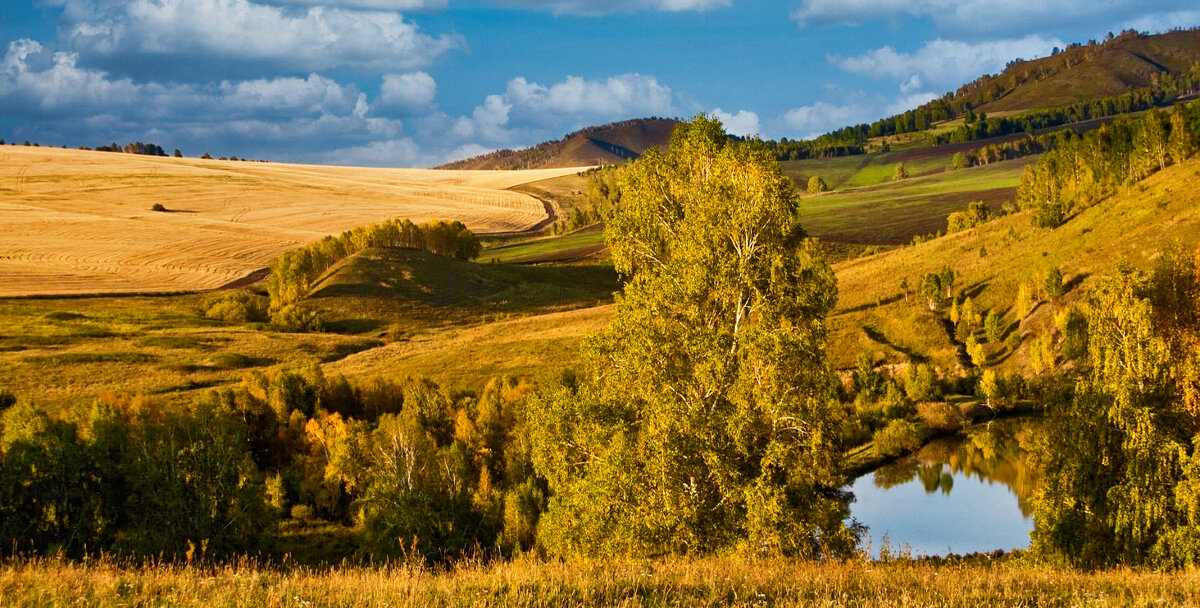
left=2, top=1, right=1199, bottom=166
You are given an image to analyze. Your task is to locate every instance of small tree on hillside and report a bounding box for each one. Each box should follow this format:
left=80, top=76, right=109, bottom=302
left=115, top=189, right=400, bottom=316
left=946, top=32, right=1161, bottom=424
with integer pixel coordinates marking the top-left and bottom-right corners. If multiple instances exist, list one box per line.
left=893, top=162, right=909, bottom=181
left=807, top=175, right=829, bottom=193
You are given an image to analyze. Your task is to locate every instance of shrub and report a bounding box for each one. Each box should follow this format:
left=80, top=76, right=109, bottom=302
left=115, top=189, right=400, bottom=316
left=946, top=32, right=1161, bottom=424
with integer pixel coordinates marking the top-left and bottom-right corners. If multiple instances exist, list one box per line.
left=272, top=305, right=324, bottom=332
left=902, top=363, right=941, bottom=403
left=150, top=203, right=167, bottom=212
left=203, top=291, right=269, bottom=323
left=874, top=419, right=921, bottom=458
left=807, top=175, right=829, bottom=193
left=917, top=402, right=964, bottom=433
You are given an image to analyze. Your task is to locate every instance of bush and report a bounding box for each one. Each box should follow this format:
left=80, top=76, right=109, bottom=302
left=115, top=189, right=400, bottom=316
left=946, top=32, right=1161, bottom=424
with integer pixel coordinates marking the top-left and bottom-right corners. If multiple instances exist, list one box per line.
left=150, top=203, right=167, bottom=212
left=917, top=402, right=964, bottom=433
left=272, top=305, right=324, bottom=332
left=902, top=364, right=942, bottom=403
left=807, top=175, right=829, bottom=193
left=874, top=419, right=921, bottom=458
left=203, top=291, right=269, bottom=323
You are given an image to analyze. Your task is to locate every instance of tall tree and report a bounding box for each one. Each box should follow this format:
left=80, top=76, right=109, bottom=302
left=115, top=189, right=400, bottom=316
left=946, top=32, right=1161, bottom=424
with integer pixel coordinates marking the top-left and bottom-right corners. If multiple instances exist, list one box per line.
left=529, top=116, right=858, bottom=558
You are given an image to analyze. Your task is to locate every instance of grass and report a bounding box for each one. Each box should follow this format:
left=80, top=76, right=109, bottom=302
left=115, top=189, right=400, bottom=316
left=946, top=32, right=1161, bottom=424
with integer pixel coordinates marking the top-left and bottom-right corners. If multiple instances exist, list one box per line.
left=0, top=294, right=374, bottom=409
left=328, top=304, right=611, bottom=392
left=1, top=555, right=1197, bottom=606
left=798, top=158, right=1032, bottom=245
left=304, top=247, right=617, bottom=335
left=827, top=156, right=1200, bottom=374
left=0, top=146, right=579, bottom=296
left=482, top=224, right=607, bottom=264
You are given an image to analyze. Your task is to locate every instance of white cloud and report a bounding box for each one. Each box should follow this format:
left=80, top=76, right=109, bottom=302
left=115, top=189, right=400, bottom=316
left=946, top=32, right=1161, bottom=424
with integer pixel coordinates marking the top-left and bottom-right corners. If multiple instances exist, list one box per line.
left=315, top=138, right=422, bottom=166
left=1123, top=10, right=1200, bottom=34
left=503, top=74, right=674, bottom=119
left=495, top=0, right=729, bottom=16
left=0, top=39, right=402, bottom=159
left=57, top=0, right=463, bottom=73
left=831, top=36, right=1062, bottom=90
left=711, top=108, right=760, bottom=137
left=779, top=101, right=875, bottom=138
left=274, top=0, right=446, bottom=9
left=792, top=0, right=1200, bottom=35
left=376, top=71, right=437, bottom=115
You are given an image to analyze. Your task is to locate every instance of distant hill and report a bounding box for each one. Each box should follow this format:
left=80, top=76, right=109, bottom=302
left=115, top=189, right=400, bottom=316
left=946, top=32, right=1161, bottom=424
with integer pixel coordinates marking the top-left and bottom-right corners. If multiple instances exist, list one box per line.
left=437, top=118, right=679, bottom=170
left=969, top=29, right=1200, bottom=113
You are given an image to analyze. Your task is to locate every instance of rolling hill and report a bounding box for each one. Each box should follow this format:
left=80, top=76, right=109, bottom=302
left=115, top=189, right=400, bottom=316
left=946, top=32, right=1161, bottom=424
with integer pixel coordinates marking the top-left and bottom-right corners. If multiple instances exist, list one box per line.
left=973, top=29, right=1200, bottom=113
left=437, top=118, right=679, bottom=170
left=0, top=146, right=581, bottom=296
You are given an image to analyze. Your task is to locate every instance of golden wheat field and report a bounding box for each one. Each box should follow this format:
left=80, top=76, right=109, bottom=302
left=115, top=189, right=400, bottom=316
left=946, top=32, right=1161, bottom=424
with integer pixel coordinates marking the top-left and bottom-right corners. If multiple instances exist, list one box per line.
left=0, top=146, right=584, bottom=296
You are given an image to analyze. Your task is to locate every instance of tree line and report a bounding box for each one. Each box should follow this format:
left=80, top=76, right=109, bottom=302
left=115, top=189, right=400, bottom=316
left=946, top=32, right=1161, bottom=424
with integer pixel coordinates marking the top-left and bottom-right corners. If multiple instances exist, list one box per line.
left=0, top=370, right=543, bottom=562
left=933, top=75, right=1200, bottom=146
left=267, top=218, right=481, bottom=310
left=1017, top=101, right=1200, bottom=228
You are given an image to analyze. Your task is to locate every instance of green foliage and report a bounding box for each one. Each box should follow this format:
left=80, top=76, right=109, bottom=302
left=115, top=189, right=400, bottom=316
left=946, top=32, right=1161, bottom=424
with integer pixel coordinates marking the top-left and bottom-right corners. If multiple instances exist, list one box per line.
left=1033, top=259, right=1200, bottom=567
left=1018, top=102, right=1200, bottom=229
left=1045, top=267, right=1065, bottom=299
left=267, top=218, right=482, bottom=310
left=951, top=152, right=969, bottom=170
left=946, top=201, right=992, bottom=233
left=807, top=175, right=829, bottom=193
left=529, top=116, right=857, bottom=559
left=203, top=290, right=269, bottom=323
left=271, top=305, right=324, bottom=332
left=874, top=419, right=921, bottom=458
left=902, top=363, right=942, bottom=403
left=985, top=310, right=1003, bottom=343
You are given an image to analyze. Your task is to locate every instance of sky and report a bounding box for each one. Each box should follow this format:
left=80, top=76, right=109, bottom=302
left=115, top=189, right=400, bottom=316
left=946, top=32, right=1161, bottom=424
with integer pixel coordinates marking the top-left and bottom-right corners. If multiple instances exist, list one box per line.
left=2, top=1, right=1199, bottom=167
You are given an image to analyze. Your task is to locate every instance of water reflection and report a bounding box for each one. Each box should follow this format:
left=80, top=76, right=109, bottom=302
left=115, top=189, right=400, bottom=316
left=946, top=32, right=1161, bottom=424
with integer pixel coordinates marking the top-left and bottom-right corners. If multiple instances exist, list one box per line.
left=851, top=418, right=1039, bottom=556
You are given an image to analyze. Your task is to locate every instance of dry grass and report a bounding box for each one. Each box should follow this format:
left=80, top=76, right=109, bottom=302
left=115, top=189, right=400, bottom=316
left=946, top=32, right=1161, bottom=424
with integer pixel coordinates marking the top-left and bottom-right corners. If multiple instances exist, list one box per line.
left=0, top=147, right=584, bottom=296
left=327, top=305, right=612, bottom=391
left=1, top=555, right=1197, bottom=607
left=828, top=157, right=1200, bottom=373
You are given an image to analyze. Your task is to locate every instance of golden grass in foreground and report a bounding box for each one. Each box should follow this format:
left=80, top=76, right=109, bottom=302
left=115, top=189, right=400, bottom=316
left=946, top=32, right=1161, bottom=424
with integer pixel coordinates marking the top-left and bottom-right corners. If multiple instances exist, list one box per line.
left=0, top=147, right=585, bottom=296
left=2, top=556, right=1197, bottom=607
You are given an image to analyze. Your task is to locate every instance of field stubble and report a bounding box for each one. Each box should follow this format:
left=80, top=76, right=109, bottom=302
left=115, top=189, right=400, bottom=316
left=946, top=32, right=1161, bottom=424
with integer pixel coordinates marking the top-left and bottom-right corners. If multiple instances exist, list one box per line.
left=0, top=147, right=583, bottom=296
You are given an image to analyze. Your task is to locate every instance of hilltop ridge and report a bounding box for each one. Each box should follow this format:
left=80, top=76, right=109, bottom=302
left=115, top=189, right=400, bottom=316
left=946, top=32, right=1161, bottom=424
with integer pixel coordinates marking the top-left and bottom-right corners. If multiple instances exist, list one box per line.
left=437, top=118, right=679, bottom=170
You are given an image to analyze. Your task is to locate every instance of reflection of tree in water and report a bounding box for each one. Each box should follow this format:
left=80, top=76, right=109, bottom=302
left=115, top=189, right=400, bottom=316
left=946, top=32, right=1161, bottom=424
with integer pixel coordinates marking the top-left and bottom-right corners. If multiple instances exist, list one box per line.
left=870, top=419, right=1039, bottom=516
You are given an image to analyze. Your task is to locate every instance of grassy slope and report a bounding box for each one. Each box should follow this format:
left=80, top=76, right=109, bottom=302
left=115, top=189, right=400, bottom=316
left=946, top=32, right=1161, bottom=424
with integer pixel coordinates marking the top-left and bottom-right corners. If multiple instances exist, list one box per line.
left=979, top=30, right=1200, bottom=113
left=4, top=556, right=1198, bottom=606
left=798, top=159, right=1032, bottom=245
left=297, top=247, right=617, bottom=389
left=829, top=156, right=1200, bottom=373
left=483, top=225, right=607, bottom=264
left=0, top=294, right=376, bottom=410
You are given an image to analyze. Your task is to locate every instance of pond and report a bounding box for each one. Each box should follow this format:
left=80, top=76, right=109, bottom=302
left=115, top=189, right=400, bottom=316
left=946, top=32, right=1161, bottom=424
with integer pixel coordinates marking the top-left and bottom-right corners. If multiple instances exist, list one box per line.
left=849, top=418, right=1039, bottom=557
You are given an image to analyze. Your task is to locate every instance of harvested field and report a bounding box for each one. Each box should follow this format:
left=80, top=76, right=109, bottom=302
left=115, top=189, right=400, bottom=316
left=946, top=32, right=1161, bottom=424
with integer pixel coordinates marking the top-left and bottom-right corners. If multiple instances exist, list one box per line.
left=0, top=146, right=585, bottom=296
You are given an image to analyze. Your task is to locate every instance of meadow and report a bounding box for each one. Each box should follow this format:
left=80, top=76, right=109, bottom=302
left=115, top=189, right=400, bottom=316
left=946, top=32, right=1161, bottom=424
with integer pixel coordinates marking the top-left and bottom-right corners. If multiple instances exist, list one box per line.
left=2, top=555, right=1197, bottom=607
left=0, top=146, right=580, bottom=296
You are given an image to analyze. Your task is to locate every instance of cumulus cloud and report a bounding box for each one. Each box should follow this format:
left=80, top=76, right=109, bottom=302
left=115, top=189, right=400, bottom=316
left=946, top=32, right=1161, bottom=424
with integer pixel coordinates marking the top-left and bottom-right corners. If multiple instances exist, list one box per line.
left=494, top=0, right=730, bottom=16
left=711, top=108, right=759, bottom=137
left=831, top=36, right=1062, bottom=90
left=376, top=72, right=437, bottom=115
left=779, top=101, right=875, bottom=138
left=55, top=0, right=463, bottom=75
left=273, top=0, right=446, bottom=9
left=792, top=0, right=1200, bottom=36
left=0, top=39, right=402, bottom=159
